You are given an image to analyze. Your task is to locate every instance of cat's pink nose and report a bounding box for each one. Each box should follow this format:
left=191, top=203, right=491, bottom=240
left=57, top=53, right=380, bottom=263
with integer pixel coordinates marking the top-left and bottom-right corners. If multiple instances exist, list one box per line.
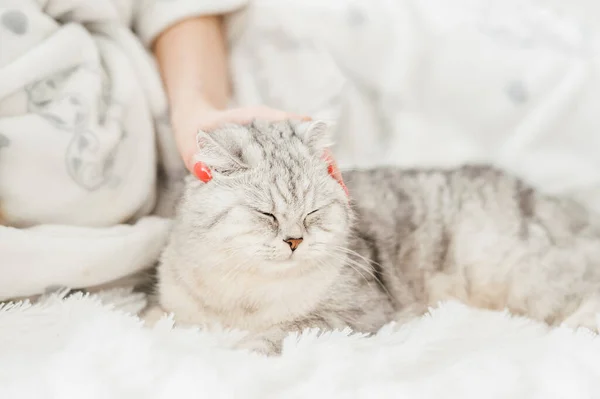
left=284, top=237, right=303, bottom=251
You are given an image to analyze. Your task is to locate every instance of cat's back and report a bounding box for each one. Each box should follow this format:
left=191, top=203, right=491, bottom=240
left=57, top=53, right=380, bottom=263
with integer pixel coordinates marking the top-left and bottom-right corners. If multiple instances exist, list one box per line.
left=344, top=163, right=599, bottom=242
left=342, top=164, right=600, bottom=312
left=342, top=164, right=526, bottom=229
left=340, top=165, right=528, bottom=309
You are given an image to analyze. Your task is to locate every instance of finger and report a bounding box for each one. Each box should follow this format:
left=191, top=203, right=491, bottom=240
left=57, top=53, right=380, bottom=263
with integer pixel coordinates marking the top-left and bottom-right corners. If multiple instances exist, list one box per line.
left=192, top=161, right=213, bottom=183
left=322, top=149, right=349, bottom=196
left=185, top=132, right=214, bottom=180
left=186, top=146, right=215, bottom=182
left=226, top=108, right=311, bottom=124
left=183, top=149, right=198, bottom=174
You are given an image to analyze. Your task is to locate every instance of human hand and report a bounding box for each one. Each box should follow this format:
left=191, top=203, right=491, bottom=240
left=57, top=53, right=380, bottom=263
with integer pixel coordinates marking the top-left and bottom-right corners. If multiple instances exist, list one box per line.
left=170, top=102, right=307, bottom=173
left=170, top=102, right=347, bottom=195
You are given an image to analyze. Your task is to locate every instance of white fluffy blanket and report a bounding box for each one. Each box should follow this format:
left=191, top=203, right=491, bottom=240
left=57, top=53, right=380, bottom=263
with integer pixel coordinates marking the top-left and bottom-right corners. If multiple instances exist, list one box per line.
left=1, top=291, right=599, bottom=398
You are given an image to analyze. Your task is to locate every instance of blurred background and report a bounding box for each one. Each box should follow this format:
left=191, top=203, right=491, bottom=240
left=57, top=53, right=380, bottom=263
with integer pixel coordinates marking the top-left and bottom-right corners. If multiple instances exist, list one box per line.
left=2, top=0, right=600, bottom=299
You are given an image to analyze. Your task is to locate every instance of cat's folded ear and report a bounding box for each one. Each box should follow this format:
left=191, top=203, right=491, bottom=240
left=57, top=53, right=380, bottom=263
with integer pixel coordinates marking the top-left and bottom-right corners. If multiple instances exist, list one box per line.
left=293, top=120, right=335, bottom=153
left=195, top=128, right=249, bottom=176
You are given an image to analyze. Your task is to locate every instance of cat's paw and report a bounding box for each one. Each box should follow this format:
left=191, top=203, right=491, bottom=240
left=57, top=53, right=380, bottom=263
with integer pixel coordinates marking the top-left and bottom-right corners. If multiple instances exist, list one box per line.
left=562, top=312, right=600, bottom=333
left=140, top=305, right=168, bottom=328
left=561, top=295, right=600, bottom=333
left=562, top=315, right=599, bottom=333
left=234, top=334, right=282, bottom=356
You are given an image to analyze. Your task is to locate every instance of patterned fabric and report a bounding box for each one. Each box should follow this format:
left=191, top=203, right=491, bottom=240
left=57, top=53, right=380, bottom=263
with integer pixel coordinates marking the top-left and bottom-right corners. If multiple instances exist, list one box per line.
left=0, top=0, right=245, bottom=299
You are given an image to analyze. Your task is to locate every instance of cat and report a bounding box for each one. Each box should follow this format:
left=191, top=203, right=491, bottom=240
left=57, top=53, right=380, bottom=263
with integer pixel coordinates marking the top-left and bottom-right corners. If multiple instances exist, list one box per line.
left=148, top=119, right=600, bottom=355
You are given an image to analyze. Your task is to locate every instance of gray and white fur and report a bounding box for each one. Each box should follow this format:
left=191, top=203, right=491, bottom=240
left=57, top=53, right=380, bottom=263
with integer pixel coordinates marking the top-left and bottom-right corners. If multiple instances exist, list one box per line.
left=150, top=120, right=600, bottom=355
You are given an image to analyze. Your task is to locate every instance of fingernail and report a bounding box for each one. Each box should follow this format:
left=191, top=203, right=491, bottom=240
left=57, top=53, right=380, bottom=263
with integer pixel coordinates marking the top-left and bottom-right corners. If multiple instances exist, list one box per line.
left=327, top=163, right=336, bottom=177
left=327, top=163, right=349, bottom=197
left=193, top=161, right=213, bottom=183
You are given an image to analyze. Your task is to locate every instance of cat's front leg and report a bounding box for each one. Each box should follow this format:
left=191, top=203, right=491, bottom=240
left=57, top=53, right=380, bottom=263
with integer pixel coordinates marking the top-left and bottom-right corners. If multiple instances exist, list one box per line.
left=234, top=314, right=337, bottom=356
left=234, top=327, right=288, bottom=356
left=561, top=293, right=600, bottom=333
left=392, top=303, right=430, bottom=326
left=140, top=304, right=167, bottom=328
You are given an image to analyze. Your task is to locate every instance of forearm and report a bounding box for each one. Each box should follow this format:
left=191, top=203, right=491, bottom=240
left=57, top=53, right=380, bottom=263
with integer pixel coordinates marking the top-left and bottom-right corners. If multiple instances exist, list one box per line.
left=153, top=16, right=230, bottom=115
left=150, top=12, right=309, bottom=174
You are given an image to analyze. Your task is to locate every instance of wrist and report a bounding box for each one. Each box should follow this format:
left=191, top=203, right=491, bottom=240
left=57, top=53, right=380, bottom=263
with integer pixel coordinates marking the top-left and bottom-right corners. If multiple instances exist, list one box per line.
left=170, top=94, right=217, bottom=122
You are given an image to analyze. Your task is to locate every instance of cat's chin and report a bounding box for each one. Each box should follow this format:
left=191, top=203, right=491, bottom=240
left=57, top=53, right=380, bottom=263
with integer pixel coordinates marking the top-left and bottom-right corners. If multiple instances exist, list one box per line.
left=257, top=257, right=323, bottom=275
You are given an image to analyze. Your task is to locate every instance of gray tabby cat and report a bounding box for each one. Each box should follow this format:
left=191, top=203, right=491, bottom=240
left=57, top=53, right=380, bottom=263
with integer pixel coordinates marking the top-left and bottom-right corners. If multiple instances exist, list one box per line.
left=150, top=120, right=600, bottom=355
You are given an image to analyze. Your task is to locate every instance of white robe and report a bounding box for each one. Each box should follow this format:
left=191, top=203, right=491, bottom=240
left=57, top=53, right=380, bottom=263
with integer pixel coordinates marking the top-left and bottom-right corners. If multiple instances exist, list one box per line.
left=0, top=0, right=247, bottom=299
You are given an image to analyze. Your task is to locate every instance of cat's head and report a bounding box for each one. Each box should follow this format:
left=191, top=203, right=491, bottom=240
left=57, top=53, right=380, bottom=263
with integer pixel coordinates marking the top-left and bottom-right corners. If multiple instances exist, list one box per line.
left=176, top=119, right=352, bottom=276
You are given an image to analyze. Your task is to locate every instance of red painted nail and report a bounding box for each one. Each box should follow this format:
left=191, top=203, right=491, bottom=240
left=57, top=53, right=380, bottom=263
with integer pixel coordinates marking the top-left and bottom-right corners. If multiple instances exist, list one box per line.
left=327, top=163, right=335, bottom=177
left=193, top=161, right=213, bottom=183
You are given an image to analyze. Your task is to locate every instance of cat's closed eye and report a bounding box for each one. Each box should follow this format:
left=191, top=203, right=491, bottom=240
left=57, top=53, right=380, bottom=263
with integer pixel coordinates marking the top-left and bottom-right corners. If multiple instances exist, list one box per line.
left=306, top=208, right=320, bottom=217
left=256, top=210, right=277, bottom=222
left=304, top=208, right=323, bottom=227
left=305, top=201, right=337, bottom=220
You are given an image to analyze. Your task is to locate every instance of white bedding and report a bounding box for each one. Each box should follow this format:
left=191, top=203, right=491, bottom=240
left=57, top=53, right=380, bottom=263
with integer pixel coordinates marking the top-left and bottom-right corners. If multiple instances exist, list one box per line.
left=229, top=0, right=600, bottom=211
left=1, top=290, right=599, bottom=398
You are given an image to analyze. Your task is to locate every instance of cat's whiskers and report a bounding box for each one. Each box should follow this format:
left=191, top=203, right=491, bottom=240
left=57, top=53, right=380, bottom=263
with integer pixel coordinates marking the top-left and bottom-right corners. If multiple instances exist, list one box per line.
left=336, top=250, right=394, bottom=299
left=312, top=258, right=329, bottom=276
left=310, top=247, right=372, bottom=286
left=332, top=245, right=383, bottom=269
left=313, top=245, right=393, bottom=299
left=255, top=245, right=284, bottom=261
left=322, top=245, right=377, bottom=278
